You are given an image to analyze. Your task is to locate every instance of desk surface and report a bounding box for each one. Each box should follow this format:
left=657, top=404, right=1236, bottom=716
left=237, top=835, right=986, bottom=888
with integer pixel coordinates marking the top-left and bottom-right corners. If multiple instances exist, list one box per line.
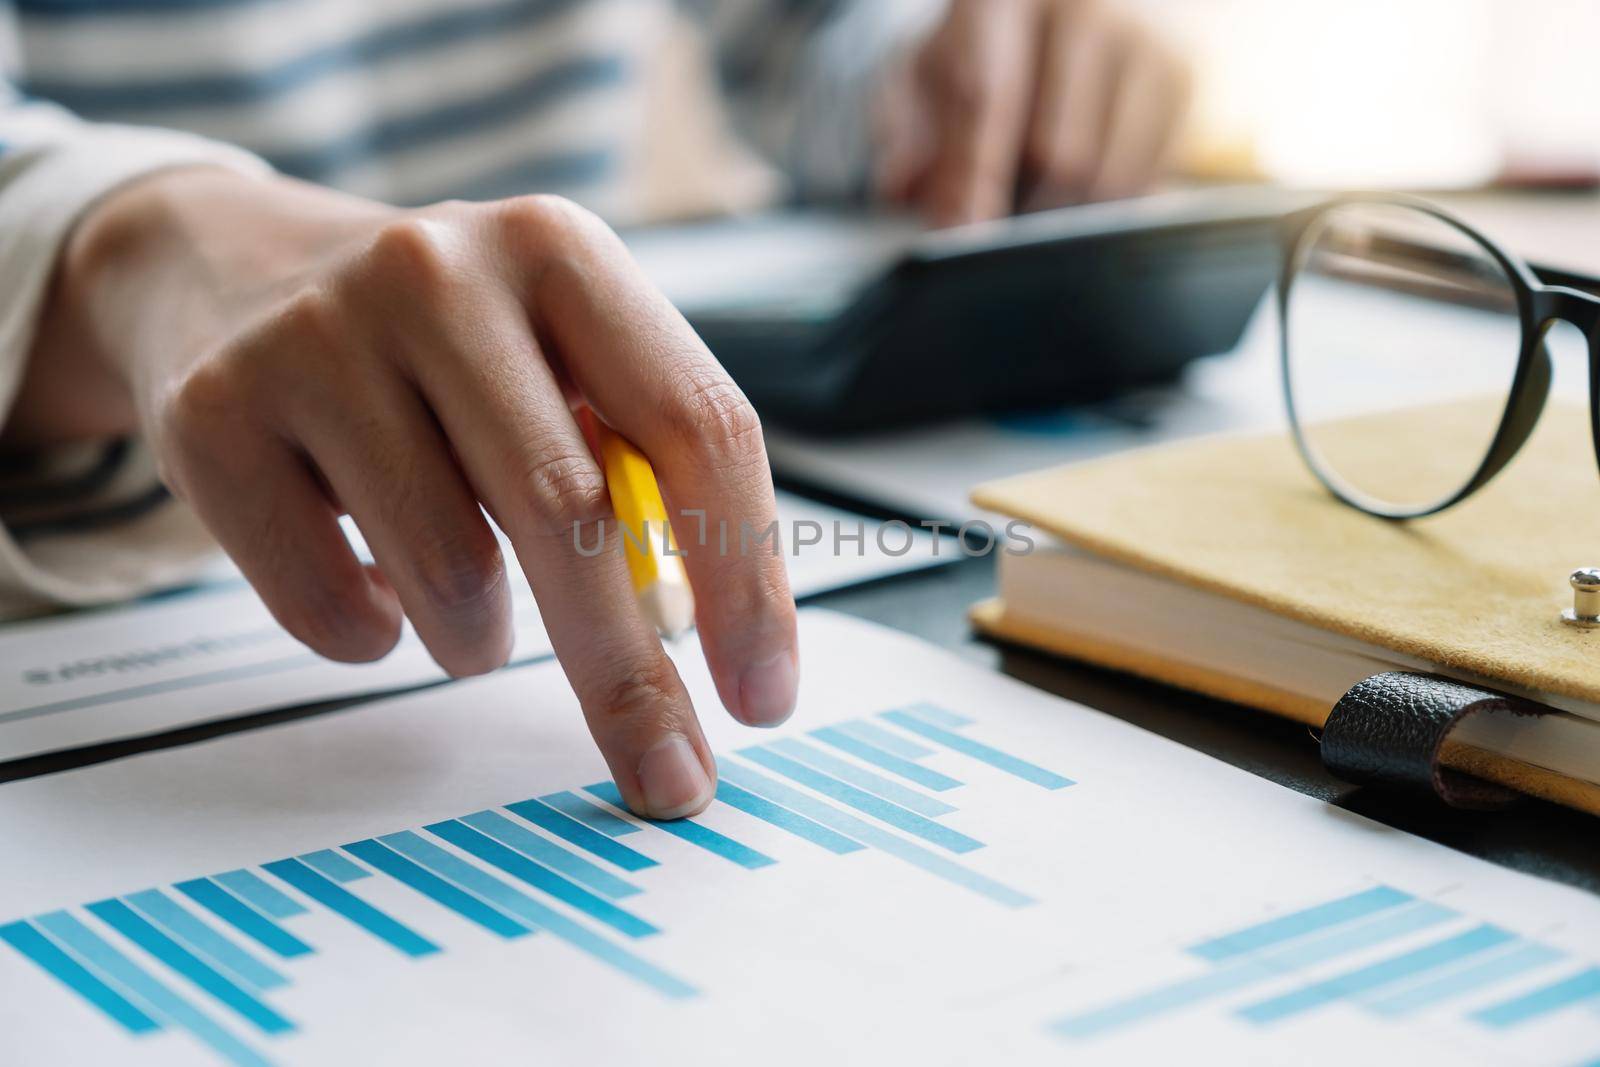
left=6, top=552, right=1597, bottom=899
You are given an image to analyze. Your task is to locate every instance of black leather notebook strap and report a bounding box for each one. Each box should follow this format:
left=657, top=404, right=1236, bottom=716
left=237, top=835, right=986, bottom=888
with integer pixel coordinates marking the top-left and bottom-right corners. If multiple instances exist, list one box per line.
left=1321, top=672, right=1552, bottom=810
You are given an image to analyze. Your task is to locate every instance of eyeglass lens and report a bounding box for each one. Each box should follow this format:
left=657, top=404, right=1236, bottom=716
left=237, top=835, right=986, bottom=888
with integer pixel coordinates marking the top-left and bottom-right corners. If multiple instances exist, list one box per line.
left=1283, top=201, right=1524, bottom=512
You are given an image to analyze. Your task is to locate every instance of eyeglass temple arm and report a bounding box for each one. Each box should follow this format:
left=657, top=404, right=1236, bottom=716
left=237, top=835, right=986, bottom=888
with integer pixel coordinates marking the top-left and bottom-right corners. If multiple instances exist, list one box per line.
left=1304, top=235, right=1513, bottom=313
left=1299, top=215, right=1600, bottom=299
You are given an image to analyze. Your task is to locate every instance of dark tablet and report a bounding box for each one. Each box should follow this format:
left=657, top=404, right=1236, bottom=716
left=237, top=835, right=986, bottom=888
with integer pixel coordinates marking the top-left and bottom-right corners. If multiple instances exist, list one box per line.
left=630, top=187, right=1313, bottom=434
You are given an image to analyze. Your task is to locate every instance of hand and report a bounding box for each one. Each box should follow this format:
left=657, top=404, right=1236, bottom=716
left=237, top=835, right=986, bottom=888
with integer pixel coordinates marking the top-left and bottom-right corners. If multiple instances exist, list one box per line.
left=877, top=0, right=1192, bottom=226
left=21, top=169, right=799, bottom=818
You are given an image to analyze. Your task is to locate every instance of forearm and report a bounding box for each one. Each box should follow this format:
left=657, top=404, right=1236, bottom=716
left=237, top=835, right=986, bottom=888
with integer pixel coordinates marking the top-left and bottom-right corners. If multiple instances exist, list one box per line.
left=7, top=167, right=393, bottom=450
left=2, top=282, right=131, bottom=447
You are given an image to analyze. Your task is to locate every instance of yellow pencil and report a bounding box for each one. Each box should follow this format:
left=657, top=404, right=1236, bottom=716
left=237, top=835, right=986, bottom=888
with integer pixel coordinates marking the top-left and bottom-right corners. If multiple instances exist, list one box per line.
left=578, top=407, right=695, bottom=639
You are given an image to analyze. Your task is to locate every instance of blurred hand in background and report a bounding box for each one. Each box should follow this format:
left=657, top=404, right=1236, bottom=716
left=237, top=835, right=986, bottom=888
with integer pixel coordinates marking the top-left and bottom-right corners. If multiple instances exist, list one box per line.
left=876, top=0, right=1191, bottom=226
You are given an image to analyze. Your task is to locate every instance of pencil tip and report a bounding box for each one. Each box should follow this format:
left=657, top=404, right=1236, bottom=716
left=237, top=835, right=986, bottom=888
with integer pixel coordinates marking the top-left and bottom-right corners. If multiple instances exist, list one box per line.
left=640, top=581, right=695, bottom=641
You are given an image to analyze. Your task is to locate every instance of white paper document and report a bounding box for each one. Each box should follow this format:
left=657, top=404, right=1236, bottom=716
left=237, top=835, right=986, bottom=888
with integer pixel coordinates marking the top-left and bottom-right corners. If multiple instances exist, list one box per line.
left=625, top=211, right=917, bottom=315
left=0, top=493, right=949, bottom=761
left=1, top=611, right=1595, bottom=1066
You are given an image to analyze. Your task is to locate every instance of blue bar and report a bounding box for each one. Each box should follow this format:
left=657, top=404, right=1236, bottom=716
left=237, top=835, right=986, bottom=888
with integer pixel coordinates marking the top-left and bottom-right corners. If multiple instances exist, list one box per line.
left=1473, top=966, right=1600, bottom=1027
left=174, top=879, right=313, bottom=960
left=1052, top=901, right=1457, bottom=1039
left=417, top=824, right=657, bottom=938
left=1368, top=942, right=1565, bottom=1017
left=341, top=839, right=529, bottom=940
left=461, top=810, right=643, bottom=900
left=262, top=858, right=438, bottom=958
left=1055, top=956, right=1288, bottom=1038
left=506, top=799, right=658, bottom=872
left=834, top=719, right=934, bottom=759
left=767, top=738, right=957, bottom=816
left=298, top=849, right=369, bottom=883
left=738, top=746, right=983, bottom=854
left=811, top=725, right=961, bottom=792
left=0, top=919, right=160, bottom=1034
left=539, top=790, right=641, bottom=836
left=1237, top=923, right=1516, bottom=1024
left=881, top=711, right=1074, bottom=790
left=584, top=782, right=776, bottom=869
left=85, top=899, right=294, bottom=1035
left=124, top=890, right=286, bottom=991
left=901, top=703, right=974, bottom=728
left=369, top=830, right=694, bottom=998
left=212, top=870, right=306, bottom=919
left=714, top=779, right=864, bottom=855
left=1191, top=886, right=1414, bottom=961
left=35, top=911, right=275, bottom=1067
left=1259, top=901, right=1457, bottom=968
left=718, top=761, right=1031, bottom=908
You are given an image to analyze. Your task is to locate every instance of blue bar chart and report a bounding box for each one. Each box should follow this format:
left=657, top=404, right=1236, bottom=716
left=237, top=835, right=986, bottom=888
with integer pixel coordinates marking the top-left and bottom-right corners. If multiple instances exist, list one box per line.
left=1050, top=884, right=1600, bottom=1051
left=1, top=703, right=1070, bottom=1067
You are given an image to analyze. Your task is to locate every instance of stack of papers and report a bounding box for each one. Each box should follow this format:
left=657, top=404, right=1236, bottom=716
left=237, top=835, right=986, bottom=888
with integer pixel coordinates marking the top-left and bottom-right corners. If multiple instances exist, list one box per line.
left=0, top=492, right=949, bottom=760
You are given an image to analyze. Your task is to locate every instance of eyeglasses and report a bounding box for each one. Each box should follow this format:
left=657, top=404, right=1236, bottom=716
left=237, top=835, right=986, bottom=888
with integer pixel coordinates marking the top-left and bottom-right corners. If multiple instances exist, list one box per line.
left=1278, top=193, right=1600, bottom=519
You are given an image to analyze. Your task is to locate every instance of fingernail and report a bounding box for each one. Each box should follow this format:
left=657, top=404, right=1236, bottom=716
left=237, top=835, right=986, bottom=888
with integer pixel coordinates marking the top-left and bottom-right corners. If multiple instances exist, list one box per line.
left=636, top=735, right=713, bottom=819
left=737, top=651, right=797, bottom=727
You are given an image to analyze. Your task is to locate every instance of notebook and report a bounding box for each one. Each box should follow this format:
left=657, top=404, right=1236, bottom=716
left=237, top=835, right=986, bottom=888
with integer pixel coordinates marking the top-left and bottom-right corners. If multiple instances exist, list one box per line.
left=970, top=402, right=1600, bottom=816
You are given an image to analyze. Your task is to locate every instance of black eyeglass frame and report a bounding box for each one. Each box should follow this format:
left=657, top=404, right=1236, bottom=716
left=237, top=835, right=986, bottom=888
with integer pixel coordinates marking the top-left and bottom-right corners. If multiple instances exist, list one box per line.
left=1278, top=191, right=1600, bottom=520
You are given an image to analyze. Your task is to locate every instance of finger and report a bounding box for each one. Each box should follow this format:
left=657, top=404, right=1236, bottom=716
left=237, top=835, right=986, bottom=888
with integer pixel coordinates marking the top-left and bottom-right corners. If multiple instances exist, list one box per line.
left=286, top=370, right=513, bottom=679
left=162, top=373, right=403, bottom=661
left=919, top=0, right=1036, bottom=225
left=874, top=48, right=937, bottom=204
left=1022, top=1, right=1116, bottom=207
left=1086, top=27, right=1189, bottom=201
left=363, top=213, right=718, bottom=819
left=500, top=201, right=801, bottom=732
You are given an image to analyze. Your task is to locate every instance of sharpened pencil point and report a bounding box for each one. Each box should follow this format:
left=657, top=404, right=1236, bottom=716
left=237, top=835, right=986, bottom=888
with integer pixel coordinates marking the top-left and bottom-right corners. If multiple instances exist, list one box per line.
left=640, top=580, right=695, bottom=640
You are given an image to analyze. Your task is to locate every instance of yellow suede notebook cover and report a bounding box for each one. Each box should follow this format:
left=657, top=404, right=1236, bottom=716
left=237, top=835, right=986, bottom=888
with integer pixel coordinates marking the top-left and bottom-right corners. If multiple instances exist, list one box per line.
left=969, top=402, right=1600, bottom=815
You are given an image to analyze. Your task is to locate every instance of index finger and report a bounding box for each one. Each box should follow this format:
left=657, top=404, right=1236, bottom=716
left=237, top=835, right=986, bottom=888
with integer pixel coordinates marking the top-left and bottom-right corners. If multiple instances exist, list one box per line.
left=920, top=0, right=1037, bottom=225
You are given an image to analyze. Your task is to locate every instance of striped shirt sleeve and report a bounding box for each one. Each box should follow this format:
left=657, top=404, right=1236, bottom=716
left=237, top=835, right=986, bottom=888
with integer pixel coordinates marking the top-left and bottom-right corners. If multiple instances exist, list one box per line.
left=0, top=70, right=269, bottom=615
left=684, top=0, right=944, bottom=201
